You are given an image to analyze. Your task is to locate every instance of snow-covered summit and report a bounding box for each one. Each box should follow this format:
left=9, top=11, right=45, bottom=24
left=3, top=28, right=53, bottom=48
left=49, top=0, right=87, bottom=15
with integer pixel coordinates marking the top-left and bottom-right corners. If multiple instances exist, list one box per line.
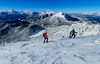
left=40, top=10, right=57, bottom=14
left=0, top=9, right=39, bottom=16
left=50, top=12, right=80, bottom=22
left=53, top=12, right=65, bottom=19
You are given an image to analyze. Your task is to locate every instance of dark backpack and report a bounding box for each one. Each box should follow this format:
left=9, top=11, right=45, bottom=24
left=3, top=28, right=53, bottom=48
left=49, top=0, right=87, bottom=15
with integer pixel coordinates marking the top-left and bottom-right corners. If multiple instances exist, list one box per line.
left=43, top=33, right=44, bottom=37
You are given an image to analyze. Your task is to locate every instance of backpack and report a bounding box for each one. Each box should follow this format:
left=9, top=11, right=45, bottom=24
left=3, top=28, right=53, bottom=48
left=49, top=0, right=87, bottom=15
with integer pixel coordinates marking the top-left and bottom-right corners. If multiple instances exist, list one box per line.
left=71, top=31, right=74, bottom=35
left=43, top=33, right=44, bottom=37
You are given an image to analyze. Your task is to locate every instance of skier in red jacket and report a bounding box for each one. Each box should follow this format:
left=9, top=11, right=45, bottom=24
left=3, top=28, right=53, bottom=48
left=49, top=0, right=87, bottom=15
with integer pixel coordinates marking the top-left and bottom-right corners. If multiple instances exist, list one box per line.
left=43, top=31, right=48, bottom=43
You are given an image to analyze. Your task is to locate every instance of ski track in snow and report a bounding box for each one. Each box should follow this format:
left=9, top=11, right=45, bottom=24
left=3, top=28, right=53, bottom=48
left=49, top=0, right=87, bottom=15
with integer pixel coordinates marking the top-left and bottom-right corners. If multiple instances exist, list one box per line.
left=0, top=36, right=100, bottom=64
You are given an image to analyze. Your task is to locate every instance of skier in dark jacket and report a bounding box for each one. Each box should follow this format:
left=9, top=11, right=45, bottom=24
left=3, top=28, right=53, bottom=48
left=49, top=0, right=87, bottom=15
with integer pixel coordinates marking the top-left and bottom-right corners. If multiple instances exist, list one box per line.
left=43, top=31, right=48, bottom=43
left=69, top=29, right=77, bottom=38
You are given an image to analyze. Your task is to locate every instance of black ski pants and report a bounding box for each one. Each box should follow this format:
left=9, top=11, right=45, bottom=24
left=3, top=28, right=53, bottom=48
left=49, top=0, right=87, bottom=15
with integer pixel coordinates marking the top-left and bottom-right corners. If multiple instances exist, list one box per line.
left=44, top=37, right=48, bottom=43
left=70, top=34, right=76, bottom=38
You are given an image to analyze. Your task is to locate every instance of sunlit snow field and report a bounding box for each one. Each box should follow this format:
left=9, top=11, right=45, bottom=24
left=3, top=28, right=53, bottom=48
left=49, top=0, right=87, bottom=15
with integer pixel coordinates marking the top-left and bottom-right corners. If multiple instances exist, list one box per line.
left=0, top=35, right=100, bottom=64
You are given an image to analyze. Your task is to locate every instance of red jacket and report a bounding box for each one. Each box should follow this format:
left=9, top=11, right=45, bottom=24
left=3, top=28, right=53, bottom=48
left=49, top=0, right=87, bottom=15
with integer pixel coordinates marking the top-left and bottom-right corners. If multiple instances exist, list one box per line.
left=44, top=32, right=47, bottom=38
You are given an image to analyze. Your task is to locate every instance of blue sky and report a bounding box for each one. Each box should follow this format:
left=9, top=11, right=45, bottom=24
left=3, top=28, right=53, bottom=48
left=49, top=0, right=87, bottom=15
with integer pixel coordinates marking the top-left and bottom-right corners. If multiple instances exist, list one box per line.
left=0, top=0, right=100, bottom=12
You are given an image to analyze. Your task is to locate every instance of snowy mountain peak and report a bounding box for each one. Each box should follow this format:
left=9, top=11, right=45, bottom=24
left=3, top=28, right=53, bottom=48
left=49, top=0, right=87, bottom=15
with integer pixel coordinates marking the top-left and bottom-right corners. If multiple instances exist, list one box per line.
left=39, top=10, right=57, bottom=14
left=54, top=12, right=65, bottom=19
left=50, top=12, right=80, bottom=22
left=0, top=10, right=39, bottom=15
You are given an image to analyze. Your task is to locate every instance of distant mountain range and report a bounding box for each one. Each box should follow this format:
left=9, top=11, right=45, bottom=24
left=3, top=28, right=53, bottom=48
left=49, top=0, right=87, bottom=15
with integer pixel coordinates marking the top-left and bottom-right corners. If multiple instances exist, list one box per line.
left=0, top=10, right=100, bottom=24
left=0, top=10, right=100, bottom=43
left=67, top=12, right=100, bottom=24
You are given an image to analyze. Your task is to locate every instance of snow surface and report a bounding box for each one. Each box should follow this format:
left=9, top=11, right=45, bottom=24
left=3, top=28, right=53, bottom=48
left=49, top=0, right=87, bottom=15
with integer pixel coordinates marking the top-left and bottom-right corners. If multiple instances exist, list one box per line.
left=45, top=23, right=100, bottom=39
left=0, top=10, right=100, bottom=64
left=30, top=30, right=46, bottom=38
left=95, top=38, right=100, bottom=44
left=0, top=35, right=100, bottom=64
left=28, top=23, right=100, bottom=41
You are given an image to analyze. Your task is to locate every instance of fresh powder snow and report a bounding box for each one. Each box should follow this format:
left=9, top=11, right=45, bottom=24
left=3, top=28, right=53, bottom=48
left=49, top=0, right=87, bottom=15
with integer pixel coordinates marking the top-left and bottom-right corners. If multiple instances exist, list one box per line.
left=0, top=35, right=100, bottom=64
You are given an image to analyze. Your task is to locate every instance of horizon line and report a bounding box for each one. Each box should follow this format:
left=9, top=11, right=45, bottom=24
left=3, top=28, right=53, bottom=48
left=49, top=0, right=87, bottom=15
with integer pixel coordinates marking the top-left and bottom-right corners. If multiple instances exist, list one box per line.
left=0, top=9, right=100, bottom=13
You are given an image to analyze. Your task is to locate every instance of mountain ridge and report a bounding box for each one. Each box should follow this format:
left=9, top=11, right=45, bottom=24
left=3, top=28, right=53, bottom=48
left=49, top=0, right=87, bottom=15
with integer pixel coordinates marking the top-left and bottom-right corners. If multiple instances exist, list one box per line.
left=0, top=10, right=100, bottom=43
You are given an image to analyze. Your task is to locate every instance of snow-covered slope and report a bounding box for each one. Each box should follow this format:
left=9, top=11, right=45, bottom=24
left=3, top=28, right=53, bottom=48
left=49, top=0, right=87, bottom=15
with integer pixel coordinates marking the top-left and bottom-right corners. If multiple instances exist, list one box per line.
left=30, top=23, right=100, bottom=40
left=0, top=10, right=100, bottom=64
left=0, top=10, right=100, bottom=42
left=50, top=12, right=80, bottom=22
left=29, top=30, right=46, bottom=38
left=52, top=12, right=66, bottom=19
left=95, top=38, right=100, bottom=44
left=0, top=35, right=100, bottom=64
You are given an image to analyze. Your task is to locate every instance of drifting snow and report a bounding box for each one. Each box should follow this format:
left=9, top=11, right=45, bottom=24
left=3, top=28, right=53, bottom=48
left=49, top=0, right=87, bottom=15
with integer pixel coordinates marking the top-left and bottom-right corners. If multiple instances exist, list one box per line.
left=0, top=35, right=100, bottom=64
